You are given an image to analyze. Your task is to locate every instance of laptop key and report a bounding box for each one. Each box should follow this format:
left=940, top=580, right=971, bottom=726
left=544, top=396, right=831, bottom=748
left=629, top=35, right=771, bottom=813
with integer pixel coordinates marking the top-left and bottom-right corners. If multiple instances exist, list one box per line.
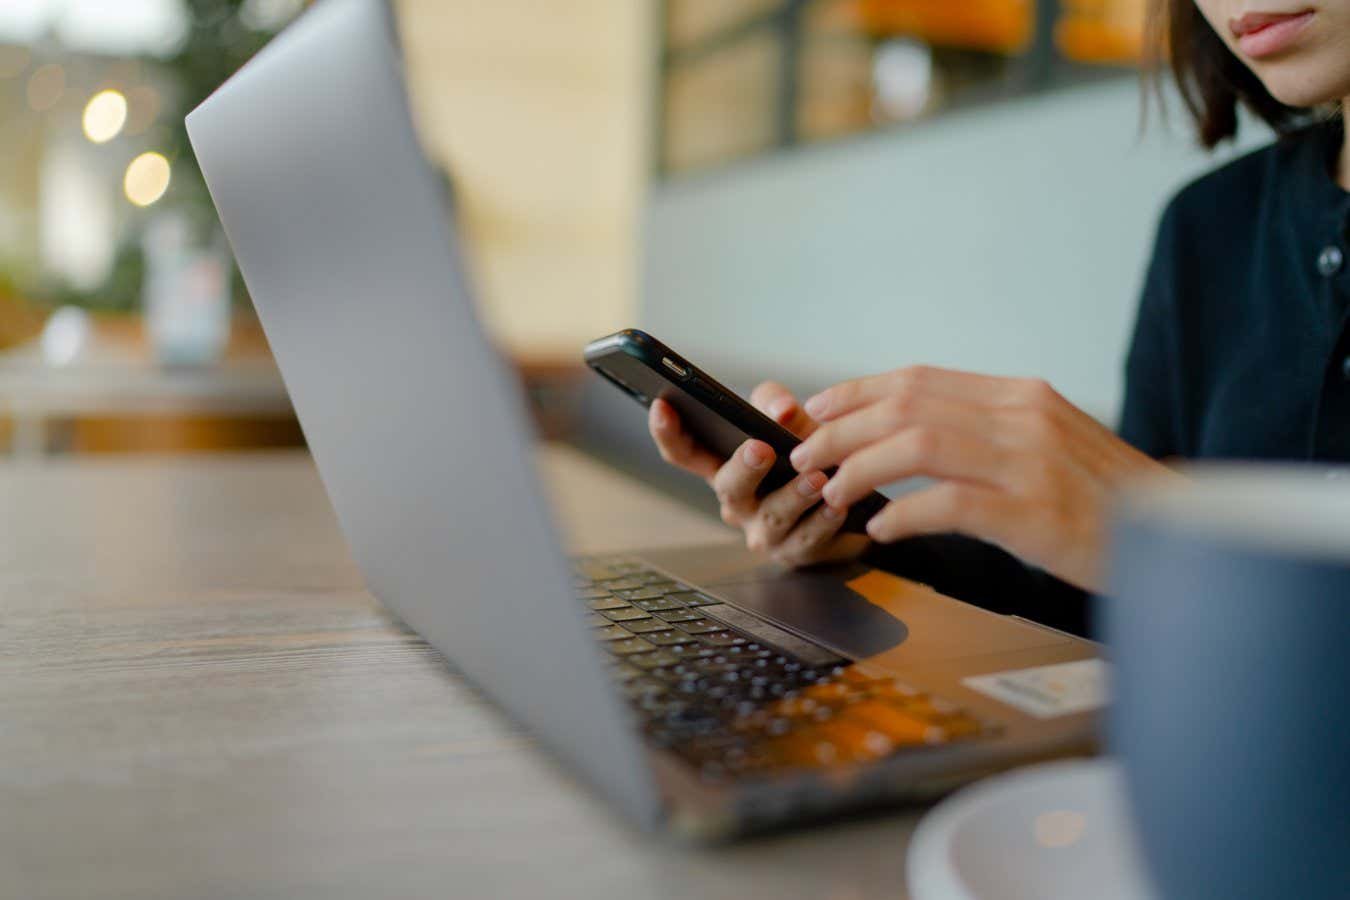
left=630, top=649, right=682, bottom=669
left=621, top=618, right=672, bottom=634
left=602, top=607, right=652, bottom=623
left=597, top=576, right=648, bottom=590
left=674, top=618, right=723, bottom=635
left=587, top=596, right=629, bottom=611
left=633, top=597, right=683, bottom=612
left=593, top=625, right=632, bottom=642
left=614, top=586, right=672, bottom=602
left=678, top=592, right=722, bottom=607
left=609, top=638, right=657, bottom=656
left=644, top=630, right=688, bottom=647
left=654, top=608, right=701, bottom=623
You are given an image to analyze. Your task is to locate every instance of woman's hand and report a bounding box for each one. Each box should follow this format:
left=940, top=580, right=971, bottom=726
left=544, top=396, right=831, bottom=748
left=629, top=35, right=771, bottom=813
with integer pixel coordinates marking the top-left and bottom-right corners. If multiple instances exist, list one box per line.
left=648, top=382, right=871, bottom=568
left=789, top=366, right=1177, bottom=592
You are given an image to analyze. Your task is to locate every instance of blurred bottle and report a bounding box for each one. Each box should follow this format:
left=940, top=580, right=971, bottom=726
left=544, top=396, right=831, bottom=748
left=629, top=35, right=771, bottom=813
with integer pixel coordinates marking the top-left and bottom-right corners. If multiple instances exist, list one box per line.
left=141, top=212, right=231, bottom=366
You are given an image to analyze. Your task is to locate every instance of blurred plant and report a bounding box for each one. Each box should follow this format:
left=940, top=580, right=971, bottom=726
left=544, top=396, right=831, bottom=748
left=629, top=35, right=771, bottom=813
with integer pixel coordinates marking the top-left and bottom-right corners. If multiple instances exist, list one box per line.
left=0, top=271, right=44, bottom=350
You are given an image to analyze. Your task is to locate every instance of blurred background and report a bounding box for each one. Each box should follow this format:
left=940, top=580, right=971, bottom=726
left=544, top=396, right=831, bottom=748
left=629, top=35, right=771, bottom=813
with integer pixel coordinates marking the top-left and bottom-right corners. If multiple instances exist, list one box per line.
left=0, top=0, right=1262, bottom=466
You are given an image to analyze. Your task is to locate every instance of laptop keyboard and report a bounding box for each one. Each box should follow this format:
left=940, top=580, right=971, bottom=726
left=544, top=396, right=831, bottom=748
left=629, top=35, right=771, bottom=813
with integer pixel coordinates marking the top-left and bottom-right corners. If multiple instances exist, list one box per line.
left=575, top=557, right=997, bottom=782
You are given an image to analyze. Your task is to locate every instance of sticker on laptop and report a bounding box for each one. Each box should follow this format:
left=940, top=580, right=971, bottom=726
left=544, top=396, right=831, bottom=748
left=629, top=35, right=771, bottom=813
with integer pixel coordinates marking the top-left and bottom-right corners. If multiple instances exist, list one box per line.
left=962, top=659, right=1109, bottom=719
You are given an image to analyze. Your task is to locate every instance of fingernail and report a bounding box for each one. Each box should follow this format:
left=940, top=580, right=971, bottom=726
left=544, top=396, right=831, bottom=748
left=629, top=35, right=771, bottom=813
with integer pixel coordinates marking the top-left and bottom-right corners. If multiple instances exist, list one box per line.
left=797, top=471, right=827, bottom=497
left=768, top=397, right=795, bottom=421
left=804, top=393, right=829, bottom=418
left=866, top=517, right=884, bottom=539
left=789, top=444, right=809, bottom=470
left=651, top=404, right=670, bottom=429
left=821, top=482, right=839, bottom=506
left=822, top=505, right=842, bottom=521
left=743, top=442, right=771, bottom=469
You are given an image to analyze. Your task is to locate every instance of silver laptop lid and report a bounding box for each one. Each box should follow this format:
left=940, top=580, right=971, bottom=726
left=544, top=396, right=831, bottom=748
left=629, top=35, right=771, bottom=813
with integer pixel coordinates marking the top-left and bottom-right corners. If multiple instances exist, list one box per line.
left=186, top=0, right=658, bottom=827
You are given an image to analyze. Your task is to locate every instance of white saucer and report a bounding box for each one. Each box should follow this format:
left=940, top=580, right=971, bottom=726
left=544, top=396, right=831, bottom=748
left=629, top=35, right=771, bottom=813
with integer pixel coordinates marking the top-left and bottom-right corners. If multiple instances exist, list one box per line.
left=907, top=758, right=1157, bottom=900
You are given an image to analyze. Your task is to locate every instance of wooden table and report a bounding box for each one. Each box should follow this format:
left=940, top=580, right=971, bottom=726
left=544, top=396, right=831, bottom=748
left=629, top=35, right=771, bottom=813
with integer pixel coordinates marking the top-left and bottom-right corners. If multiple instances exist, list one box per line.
left=2, top=446, right=926, bottom=899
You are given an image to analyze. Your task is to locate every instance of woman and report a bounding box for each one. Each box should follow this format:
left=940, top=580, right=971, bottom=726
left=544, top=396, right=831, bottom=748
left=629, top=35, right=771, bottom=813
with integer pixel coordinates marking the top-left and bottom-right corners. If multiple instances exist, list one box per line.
left=647, top=0, right=1350, bottom=637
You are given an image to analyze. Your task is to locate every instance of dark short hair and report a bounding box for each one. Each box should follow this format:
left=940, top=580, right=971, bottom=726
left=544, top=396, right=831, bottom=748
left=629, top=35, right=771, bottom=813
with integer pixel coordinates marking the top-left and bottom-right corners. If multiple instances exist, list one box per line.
left=1147, top=0, right=1311, bottom=148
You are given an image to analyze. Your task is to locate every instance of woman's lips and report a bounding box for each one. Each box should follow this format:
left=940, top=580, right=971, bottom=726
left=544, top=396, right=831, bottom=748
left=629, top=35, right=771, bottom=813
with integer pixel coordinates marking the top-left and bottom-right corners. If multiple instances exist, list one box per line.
left=1229, top=10, right=1316, bottom=58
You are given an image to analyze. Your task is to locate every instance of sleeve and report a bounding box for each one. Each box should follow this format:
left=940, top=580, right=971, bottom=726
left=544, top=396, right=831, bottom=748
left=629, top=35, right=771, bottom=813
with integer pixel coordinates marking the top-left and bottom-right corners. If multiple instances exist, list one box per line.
left=1118, top=200, right=1184, bottom=459
left=862, top=535, right=1090, bottom=638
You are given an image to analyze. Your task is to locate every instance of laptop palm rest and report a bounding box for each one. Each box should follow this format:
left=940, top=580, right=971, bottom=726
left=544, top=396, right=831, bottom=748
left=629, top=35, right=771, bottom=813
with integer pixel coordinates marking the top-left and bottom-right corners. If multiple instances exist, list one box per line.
left=640, top=543, right=1067, bottom=666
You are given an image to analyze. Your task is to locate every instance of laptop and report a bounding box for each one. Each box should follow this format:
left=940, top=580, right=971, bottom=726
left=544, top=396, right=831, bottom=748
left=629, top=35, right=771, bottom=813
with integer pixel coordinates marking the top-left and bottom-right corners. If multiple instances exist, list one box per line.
left=186, top=0, right=1102, bottom=840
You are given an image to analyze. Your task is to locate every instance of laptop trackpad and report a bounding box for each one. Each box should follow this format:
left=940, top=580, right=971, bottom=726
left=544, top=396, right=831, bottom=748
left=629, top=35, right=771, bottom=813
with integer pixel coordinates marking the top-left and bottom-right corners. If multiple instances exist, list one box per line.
left=709, top=569, right=1067, bottom=666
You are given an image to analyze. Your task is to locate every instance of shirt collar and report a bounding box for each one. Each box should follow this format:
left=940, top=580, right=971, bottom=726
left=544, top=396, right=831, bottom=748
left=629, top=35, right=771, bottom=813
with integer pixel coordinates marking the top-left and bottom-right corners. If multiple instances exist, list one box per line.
left=1291, top=117, right=1350, bottom=238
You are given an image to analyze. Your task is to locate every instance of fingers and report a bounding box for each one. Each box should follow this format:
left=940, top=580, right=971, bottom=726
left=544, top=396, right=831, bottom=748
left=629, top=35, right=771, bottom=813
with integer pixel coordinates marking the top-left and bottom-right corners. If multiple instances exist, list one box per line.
left=821, top=427, right=1011, bottom=510
left=649, top=399, right=721, bottom=481
left=711, top=439, right=775, bottom=525
left=744, top=471, right=828, bottom=551
left=863, top=482, right=1018, bottom=549
left=750, top=381, right=817, bottom=438
left=771, top=507, right=868, bottom=569
left=790, top=391, right=988, bottom=473
left=804, top=366, right=1058, bottom=422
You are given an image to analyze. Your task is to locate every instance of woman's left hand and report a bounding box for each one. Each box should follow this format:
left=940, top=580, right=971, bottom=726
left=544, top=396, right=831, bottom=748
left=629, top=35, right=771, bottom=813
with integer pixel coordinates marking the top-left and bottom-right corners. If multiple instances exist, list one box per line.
left=788, top=366, right=1177, bottom=592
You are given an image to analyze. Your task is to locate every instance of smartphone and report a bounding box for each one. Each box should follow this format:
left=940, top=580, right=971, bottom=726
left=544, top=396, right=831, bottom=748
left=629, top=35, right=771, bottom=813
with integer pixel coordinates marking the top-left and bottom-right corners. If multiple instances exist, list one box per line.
left=583, top=329, right=887, bottom=534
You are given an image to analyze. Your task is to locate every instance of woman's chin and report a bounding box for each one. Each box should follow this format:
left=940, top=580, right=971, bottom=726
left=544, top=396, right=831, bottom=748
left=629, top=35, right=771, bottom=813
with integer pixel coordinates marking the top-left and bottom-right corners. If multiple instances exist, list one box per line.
left=1254, top=65, right=1350, bottom=111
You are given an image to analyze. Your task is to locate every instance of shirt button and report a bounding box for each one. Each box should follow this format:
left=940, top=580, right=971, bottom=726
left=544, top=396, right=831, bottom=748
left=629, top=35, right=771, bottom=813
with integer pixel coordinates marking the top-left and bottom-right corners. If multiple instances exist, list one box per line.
left=1318, top=245, right=1344, bottom=277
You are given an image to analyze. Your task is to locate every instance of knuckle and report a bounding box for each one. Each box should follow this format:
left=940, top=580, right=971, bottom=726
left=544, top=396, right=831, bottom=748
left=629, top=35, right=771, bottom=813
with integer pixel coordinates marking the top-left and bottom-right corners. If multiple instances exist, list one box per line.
left=899, top=365, right=932, bottom=389
left=1021, top=377, right=1059, bottom=408
left=882, top=391, right=914, bottom=427
left=791, top=520, right=823, bottom=550
left=1022, top=455, right=1060, bottom=493
left=719, top=504, right=740, bottom=526
left=745, top=528, right=768, bottom=553
left=908, top=425, right=942, bottom=462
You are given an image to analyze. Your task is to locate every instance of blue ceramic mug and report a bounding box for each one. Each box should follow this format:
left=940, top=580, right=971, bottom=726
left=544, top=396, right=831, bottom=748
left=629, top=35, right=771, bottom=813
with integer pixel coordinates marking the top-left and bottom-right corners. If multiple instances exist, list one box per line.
left=1104, top=467, right=1350, bottom=899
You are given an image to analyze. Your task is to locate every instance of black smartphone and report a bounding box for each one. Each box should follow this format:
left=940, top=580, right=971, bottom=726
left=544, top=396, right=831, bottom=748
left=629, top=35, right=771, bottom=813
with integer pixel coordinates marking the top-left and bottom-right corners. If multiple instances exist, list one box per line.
left=583, top=328, right=887, bottom=534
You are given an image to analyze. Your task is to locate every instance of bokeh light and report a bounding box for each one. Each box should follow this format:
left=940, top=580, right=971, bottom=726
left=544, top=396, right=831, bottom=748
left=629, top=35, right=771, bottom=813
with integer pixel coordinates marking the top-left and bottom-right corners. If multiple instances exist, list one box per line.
left=25, top=62, right=65, bottom=111
left=124, top=151, right=171, bottom=207
left=82, top=89, right=128, bottom=143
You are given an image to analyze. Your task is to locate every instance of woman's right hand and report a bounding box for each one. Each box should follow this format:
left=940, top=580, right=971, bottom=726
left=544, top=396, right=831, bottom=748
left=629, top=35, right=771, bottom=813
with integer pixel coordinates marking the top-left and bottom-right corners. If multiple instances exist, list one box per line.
left=647, top=381, right=871, bottom=568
